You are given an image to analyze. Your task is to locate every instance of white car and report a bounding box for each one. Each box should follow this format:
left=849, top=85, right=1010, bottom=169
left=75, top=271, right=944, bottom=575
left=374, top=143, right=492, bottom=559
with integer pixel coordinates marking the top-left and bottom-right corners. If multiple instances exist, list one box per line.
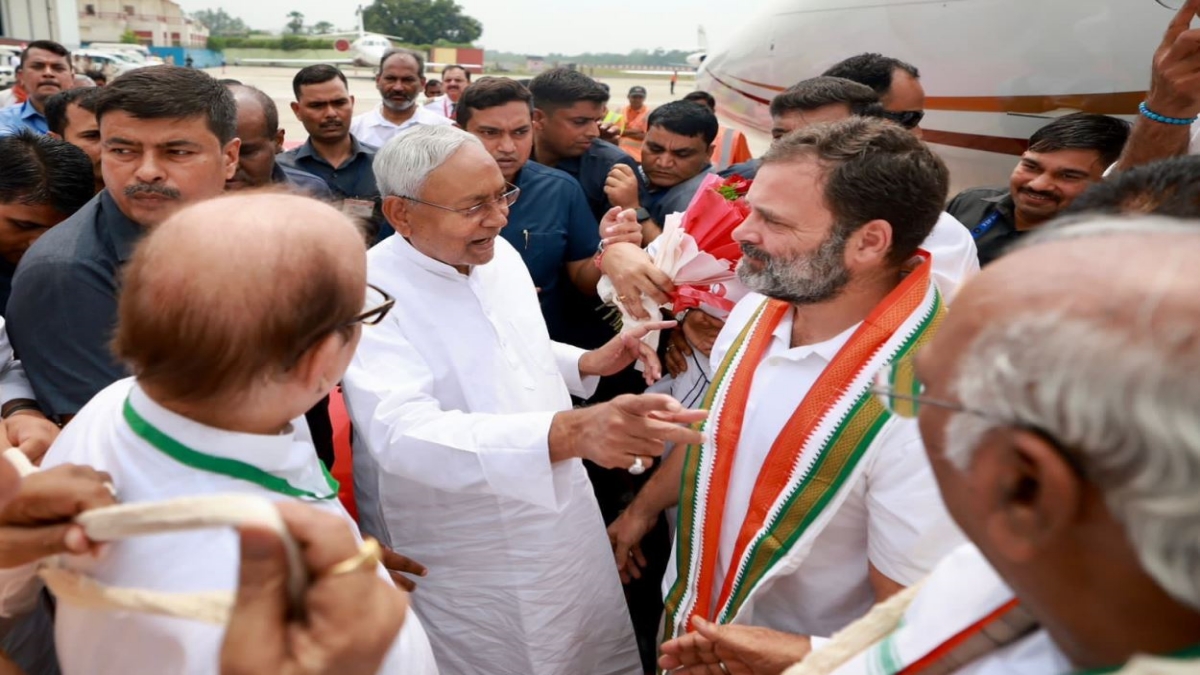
left=0, top=64, right=13, bottom=88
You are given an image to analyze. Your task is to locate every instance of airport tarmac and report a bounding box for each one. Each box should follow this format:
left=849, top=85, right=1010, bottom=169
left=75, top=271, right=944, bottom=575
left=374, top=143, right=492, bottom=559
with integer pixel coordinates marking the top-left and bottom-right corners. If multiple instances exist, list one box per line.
left=202, top=65, right=770, bottom=155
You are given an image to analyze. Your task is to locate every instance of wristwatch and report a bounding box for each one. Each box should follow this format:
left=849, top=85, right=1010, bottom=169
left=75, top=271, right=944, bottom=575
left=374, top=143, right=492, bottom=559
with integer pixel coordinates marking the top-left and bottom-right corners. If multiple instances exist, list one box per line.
left=634, top=207, right=651, bottom=222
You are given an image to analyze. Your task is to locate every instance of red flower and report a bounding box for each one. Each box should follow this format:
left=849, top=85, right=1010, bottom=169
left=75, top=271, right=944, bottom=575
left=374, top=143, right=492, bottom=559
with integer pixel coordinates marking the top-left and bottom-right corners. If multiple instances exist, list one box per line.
left=715, top=174, right=752, bottom=201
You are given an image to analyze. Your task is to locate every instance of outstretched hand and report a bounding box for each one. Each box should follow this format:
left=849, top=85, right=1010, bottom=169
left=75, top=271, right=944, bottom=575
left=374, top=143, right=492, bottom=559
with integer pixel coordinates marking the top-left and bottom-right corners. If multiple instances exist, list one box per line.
left=659, top=618, right=813, bottom=675
left=579, top=320, right=677, bottom=385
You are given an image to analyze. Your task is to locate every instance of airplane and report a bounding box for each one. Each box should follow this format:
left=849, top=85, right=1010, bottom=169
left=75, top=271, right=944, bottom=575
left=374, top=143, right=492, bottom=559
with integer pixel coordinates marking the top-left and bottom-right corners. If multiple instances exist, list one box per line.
left=237, top=5, right=435, bottom=70
left=699, top=0, right=1176, bottom=190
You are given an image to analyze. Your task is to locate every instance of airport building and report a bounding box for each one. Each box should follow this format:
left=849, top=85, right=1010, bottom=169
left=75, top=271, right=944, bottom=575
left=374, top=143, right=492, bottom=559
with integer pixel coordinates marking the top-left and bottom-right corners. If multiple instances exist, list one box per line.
left=78, top=0, right=207, bottom=47
left=0, top=0, right=82, bottom=46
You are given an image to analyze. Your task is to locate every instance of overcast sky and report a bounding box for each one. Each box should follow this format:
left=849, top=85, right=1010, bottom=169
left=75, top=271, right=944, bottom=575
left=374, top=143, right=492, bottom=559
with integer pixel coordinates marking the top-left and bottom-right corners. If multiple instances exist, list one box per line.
left=174, top=0, right=766, bottom=55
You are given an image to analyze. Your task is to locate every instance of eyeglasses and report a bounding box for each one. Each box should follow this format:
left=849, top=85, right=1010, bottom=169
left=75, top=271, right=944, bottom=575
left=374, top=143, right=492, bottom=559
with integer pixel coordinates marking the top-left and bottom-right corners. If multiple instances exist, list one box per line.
left=400, top=184, right=520, bottom=219
left=347, top=283, right=395, bottom=327
left=879, top=110, right=925, bottom=130
left=871, top=354, right=1087, bottom=476
left=283, top=284, right=394, bottom=371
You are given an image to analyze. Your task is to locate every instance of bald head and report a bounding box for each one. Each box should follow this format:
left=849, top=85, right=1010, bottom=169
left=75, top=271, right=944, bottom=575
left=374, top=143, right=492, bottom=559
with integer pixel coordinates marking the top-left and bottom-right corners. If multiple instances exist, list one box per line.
left=227, top=84, right=283, bottom=190
left=114, top=192, right=367, bottom=404
left=920, top=216, right=1200, bottom=613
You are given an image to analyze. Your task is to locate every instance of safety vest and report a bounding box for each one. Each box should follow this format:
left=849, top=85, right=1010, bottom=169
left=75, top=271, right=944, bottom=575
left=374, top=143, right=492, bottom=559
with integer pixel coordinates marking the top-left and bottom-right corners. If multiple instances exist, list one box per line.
left=619, top=105, right=650, bottom=161
left=711, top=126, right=753, bottom=172
left=603, top=110, right=626, bottom=134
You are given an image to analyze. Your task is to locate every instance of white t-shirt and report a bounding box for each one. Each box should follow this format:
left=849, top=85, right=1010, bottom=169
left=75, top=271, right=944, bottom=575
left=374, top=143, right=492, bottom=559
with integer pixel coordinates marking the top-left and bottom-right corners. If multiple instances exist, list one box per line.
left=349, top=105, right=453, bottom=149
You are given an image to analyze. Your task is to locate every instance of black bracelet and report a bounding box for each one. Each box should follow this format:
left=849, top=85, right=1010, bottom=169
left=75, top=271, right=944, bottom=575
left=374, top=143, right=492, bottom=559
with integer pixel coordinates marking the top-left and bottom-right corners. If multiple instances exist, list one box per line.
left=2, top=402, right=42, bottom=419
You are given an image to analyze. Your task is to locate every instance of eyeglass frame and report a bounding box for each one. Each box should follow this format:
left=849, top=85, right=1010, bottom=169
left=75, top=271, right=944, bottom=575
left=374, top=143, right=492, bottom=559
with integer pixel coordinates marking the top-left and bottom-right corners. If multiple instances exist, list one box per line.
left=870, top=376, right=1088, bottom=478
left=283, top=283, right=395, bottom=370
left=398, top=183, right=521, bottom=219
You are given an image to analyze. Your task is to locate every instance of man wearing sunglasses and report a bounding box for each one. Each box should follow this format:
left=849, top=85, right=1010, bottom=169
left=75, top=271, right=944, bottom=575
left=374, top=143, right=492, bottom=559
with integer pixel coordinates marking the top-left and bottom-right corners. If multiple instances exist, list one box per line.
left=0, top=192, right=438, bottom=675
left=344, top=124, right=705, bottom=675
left=823, top=53, right=927, bottom=138
left=656, top=216, right=1200, bottom=675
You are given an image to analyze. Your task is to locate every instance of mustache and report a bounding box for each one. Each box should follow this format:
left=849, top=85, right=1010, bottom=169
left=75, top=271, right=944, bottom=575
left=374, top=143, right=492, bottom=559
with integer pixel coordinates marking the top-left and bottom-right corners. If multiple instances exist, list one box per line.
left=740, top=242, right=770, bottom=261
left=1019, top=187, right=1059, bottom=202
left=125, top=183, right=181, bottom=199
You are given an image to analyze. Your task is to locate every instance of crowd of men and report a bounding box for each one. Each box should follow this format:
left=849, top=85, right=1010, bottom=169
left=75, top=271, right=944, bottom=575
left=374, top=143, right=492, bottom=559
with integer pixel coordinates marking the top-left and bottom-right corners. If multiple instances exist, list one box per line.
left=0, top=0, right=1197, bottom=672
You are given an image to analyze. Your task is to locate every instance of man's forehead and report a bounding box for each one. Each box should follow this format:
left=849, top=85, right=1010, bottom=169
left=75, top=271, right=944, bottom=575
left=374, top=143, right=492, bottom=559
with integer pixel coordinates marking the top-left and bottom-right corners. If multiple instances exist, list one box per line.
left=646, top=126, right=706, bottom=150
left=299, top=81, right=348, bottom=102
left=471, top=108, right=532, bottom=130
left=1021, top=148, right=1103, bottom=173
left=380, top=54, right=421, bottom=75
left=775, top=104, right=851, bottom=132
left=23, top=48, right=67, bottom=64
left=100, top=112, right=216, bottom=141
left=554, top=101, right=603, bottom=118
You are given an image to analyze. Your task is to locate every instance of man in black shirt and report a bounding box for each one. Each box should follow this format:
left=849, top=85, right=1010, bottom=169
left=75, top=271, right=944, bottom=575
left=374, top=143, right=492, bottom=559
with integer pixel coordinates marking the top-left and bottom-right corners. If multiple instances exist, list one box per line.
left=947, top=113, right=1130, bottom=265
left=529, top=67, right=646, bottom=223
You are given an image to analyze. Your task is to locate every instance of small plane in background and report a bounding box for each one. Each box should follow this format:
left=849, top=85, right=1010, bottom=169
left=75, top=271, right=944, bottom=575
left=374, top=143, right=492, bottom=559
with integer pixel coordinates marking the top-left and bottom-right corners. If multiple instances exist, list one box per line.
left=236, top=5, right=447, bottom=71
left=699, top=0, right=1176, bottom=190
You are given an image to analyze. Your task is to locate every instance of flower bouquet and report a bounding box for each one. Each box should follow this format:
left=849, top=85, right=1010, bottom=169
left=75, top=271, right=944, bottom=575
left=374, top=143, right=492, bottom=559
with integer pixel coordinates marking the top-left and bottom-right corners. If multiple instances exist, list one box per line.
left=598, top=173, right=753, bottom=349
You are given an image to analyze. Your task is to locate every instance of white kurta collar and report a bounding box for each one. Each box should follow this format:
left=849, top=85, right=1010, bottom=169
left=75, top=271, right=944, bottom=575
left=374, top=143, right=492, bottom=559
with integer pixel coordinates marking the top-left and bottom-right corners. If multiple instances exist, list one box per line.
left=390, top=233, right=472, bottom=281
left=769, top=307, right=861, bottom=363
left=126, top=383, right=321, bottom=489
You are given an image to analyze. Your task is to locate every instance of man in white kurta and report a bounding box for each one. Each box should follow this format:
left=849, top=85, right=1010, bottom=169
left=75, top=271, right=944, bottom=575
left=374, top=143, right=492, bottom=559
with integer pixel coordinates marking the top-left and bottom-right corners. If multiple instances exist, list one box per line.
left=0, top=193, right=439, bottom=675
left=661, top=218, right=1200, bottom=675
left=659, top=120, right=963, bottom=649
left=343, top=125, right=703, bottom=675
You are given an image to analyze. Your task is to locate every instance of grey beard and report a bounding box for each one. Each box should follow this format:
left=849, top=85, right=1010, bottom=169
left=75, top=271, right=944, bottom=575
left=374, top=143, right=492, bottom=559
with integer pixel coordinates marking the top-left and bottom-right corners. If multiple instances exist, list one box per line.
left=736, top=229, right=851, bottom=305
left=382, top=96, right=416, bottom=112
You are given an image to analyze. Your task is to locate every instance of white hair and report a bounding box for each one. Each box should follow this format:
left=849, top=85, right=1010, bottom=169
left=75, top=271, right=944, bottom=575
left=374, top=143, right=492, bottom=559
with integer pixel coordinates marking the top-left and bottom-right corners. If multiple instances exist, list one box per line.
left=372, top=124, right=482, bottom=198
left=945, top=216, right=1200, bottom=610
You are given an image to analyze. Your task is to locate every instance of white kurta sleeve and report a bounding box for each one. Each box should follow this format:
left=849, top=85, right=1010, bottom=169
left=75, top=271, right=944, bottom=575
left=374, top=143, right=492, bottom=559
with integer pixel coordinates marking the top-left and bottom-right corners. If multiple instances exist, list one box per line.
left=0, top=319, right=35, bottom=405
left=343, top=323, right=565, bottom=512
left=551, top=341, right=599, bottom=399
left=864, top=422, right=965, bottom=586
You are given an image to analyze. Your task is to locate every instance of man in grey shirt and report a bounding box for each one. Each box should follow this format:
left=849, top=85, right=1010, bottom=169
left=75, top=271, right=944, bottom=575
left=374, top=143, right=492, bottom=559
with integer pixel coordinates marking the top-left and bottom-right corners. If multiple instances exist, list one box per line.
left=7, top=66, right=238, bottom=423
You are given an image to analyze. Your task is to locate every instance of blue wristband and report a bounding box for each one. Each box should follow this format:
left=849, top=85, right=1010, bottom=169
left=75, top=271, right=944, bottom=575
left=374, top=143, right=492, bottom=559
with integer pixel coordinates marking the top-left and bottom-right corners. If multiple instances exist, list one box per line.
left=1139, top=102, right=1197, bottom=126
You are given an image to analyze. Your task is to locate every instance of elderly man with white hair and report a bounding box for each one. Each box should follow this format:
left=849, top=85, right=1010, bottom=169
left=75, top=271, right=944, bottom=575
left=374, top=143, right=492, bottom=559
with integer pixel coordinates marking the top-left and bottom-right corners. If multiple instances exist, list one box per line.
left=342, top=124, right=706, bottom=675
left=657, top=216, right=1200, bottom=675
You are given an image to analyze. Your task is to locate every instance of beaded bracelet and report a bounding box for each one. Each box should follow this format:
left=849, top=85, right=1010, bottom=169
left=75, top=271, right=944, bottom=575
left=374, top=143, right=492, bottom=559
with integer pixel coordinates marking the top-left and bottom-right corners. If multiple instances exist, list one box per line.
left=1139, top=102, right=1198, bottom=126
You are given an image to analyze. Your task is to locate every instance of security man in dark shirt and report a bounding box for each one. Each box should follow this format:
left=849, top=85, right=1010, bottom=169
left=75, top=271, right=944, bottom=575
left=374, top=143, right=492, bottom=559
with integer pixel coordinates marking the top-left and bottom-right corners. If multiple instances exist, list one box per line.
left=529, top=67, right=647, bottom=223
left=8, top=66, right=238, bottom=423
left=457, top=77, right=602, bottom=345
left=947, top=113, right=1130, bottom=265
left=277, top=65, right=390, bottom=242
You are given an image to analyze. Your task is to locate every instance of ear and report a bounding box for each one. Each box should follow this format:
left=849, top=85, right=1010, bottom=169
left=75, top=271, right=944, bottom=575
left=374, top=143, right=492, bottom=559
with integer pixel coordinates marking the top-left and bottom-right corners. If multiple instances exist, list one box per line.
left=290, top=101, right=301, bottom=118
left=48, top=131, right=63, bottom=141
left=706, top=141, right=716, bottom=160
left=274, top=128, right=285, bottom=154
left=532, top=108, right=546, bottom=132
left=290, top=330, right=348, bottom=397
left=846, top=219, right=893, bottom=268
left=222, top=138, right=241, bottom=180
left=983, top=428, right=1084, bottom=564
left=381, top=195, right=413, bottom=238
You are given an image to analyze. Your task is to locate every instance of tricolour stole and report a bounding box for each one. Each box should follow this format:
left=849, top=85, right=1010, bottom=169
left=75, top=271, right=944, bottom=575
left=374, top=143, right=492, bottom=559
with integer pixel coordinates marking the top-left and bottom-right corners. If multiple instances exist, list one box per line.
left=663, top=251, right=944, bottom=642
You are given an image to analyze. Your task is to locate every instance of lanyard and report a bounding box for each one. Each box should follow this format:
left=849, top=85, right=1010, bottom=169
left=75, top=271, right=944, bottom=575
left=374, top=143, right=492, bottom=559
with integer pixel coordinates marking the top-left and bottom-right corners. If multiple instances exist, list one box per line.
left=123, top=396, right=340, bottom=501
left=971, top=211, right=1001, bottom=240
